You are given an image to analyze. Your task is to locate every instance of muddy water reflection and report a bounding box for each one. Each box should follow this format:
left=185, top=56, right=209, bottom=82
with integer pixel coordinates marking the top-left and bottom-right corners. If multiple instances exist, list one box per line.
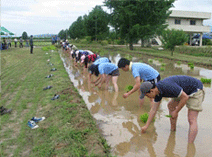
left=60, top=52, right=212, bottom=157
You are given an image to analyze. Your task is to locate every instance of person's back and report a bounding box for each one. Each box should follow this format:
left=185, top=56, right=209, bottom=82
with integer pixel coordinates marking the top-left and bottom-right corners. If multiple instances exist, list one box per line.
left=93, top=57, right=110, bottom=65
left=131, top=62, right=159, bottom=81
left=30, top=37, right=33, bottom=46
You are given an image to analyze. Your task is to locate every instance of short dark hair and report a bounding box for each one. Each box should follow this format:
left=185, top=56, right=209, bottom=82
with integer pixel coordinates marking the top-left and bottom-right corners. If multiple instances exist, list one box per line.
left=118, top=58, right=130, bottom=68
left=88, top=64, right=99, bottom=76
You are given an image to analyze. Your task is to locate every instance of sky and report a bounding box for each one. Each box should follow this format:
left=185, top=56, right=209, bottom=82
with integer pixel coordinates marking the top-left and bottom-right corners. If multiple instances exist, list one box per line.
left=1, top=0, right=212, bottom=36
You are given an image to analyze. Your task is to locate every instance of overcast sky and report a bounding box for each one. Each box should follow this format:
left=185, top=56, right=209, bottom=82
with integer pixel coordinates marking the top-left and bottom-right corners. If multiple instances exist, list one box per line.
left=1, top=0, right=212, bottom=36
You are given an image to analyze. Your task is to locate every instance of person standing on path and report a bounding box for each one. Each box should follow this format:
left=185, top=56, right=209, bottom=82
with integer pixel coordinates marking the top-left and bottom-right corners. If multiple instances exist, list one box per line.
left=140, top=75, right=205, bottom=143
left=19, top=37, right=23, bottom=48
left=8, top=38, right=11, bottom=48
left=14, top=38, right=17, bottom=47
left=29, top=35, right=33, bottom=54
left=118, top=58, right=160, bottom=106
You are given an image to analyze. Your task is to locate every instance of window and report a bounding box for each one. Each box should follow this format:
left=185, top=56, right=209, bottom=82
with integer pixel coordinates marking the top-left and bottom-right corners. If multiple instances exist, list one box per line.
left=190, top=20, right=196, bottom=25
left=175, top=19, right=181, bottom=25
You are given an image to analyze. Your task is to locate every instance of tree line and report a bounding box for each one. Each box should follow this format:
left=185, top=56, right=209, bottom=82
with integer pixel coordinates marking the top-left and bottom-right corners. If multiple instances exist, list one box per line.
left=58, top=0, right=188, bottom=52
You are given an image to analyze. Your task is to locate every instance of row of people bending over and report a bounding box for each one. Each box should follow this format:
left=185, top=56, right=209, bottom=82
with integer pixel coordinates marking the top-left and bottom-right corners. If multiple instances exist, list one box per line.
left=62, top=45, right=205, bottom=144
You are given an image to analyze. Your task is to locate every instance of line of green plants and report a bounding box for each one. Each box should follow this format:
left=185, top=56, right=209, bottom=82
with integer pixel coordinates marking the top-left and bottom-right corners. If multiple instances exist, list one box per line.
left=200, top=78, right=211, bottom=84
left=175, top=46, right=212, bottom=57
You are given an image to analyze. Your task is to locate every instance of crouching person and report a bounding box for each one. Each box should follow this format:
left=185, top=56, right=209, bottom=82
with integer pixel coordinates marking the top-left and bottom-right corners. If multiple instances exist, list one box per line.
left=140, top=75, right=205, bottom=143
left=88, top=63, right=119, bottom=92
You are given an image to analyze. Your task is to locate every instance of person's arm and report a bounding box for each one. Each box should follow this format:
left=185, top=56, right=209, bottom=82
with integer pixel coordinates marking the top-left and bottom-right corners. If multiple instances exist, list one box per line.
left=141, top=101, right=161, bottom=133
left=123, top=76, right=140, bottom=98
left=94, top=75, right=102, bottom=85
left=88, top=73, right=92, bottom=83
left=96, top=74, right=106, bottom=88
left=171, top=91, right=189, bottom=119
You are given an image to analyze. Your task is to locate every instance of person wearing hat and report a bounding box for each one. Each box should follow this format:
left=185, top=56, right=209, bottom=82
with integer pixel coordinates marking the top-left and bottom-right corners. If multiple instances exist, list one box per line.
left=118, top=58, right=160, bottom=106
left=140, top=75, right=205, bottom=143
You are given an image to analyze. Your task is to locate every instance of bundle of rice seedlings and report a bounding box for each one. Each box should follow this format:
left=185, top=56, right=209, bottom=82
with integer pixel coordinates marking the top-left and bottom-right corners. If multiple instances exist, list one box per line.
left=124, top=85, right=133, bottom=92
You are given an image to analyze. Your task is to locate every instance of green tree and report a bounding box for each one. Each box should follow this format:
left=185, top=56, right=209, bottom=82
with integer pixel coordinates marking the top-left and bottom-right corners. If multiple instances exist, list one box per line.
left=58, top=29, right=68, bottom=40
left=161, top=29, right=188, bottom=56
left=105, top=0, right=174, bottom=50
left=69, top=16, right=86, bottom=39
left=84, top=5, right=109, bottom=41
left=22, top=31, right=28, bottom=40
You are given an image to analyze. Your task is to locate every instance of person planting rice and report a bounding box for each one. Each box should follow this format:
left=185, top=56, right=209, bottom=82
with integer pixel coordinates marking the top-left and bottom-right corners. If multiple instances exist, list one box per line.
left=139, top=75, right=205, bottom=143
left=74, top=50, right=84, bottom=66
left=118, top=58, right=160, bottom=106
left=81, top=54, right=98, bottom=68
left=88, top=57, right=111, bottom=83
left=88, top=62, right=119, bottom=92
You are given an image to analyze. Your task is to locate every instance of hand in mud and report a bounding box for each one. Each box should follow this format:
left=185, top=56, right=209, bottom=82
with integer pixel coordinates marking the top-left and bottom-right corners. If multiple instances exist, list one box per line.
left=123, top=93, right=129, bottom=98
left=171, top=110, right=178, bottom=119
left=141, top=126, right=148, bottom=134
left=98, top=85, right=102, bottom=89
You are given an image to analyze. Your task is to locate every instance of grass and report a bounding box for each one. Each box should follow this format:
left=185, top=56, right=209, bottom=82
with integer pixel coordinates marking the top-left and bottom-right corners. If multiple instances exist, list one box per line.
left=1, top=47, right=112, bottom=157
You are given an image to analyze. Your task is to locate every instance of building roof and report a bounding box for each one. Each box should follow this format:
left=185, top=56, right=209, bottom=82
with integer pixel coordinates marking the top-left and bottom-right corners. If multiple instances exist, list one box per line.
left=169, top=10, right=211, bottom=19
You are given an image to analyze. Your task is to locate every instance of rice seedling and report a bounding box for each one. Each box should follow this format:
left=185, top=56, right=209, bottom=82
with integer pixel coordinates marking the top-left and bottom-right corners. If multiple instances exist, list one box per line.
left=160, top=67, right=165, bottom=71
left=148, top=59, right=153, bottom=63
left=159, top=58, right=163, bottom=62
left=140, top=113, right=149, bottom=123
left=200, top=78, right=211, bottom=84
left=188, top=62, right=194, bottom=66
left=165, top=115, right=172, bottom=118
left=161, top=63, right=166, bottom=66
left=176, top=61, right=181, bottom=65
left=125, top=85, right=133, bottom=92
left=125, top=54, right=132, bottom=60
left=140, top=113, right=155, bottom=123
left=190, top=65, right=194, bottom=69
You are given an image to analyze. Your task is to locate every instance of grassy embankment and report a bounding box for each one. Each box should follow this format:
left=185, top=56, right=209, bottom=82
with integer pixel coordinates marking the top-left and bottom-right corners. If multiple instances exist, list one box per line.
left=1, top=47, right=112, bottom=157
left=72, top=42, right=212, bottom=67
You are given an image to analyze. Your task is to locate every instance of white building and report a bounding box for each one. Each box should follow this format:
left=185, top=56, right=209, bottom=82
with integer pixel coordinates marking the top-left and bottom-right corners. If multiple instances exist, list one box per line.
left=167, top=10, right=211, bottom=46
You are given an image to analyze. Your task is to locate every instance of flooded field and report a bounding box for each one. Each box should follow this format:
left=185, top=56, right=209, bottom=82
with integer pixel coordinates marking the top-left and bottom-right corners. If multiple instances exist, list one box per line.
left=60, top=51, right=212, bottom=157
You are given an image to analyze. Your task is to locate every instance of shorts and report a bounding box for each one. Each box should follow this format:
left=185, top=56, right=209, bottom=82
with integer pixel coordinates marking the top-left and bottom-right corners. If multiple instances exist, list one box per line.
left=172, top=89, right=205, bottom=112
left=145, top=74, right=161, bottom=85
left=109, top=69, right=120, bottom=76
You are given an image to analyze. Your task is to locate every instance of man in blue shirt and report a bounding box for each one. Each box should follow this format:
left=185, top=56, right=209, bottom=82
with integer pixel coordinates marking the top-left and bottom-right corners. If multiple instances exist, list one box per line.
left=93, top=57, right=111, bottom=65
left=139, top=75, right=205, bottom=143
left=88, top=62, right=119, bottom=92
left=118, top=58, right=160, bottom=106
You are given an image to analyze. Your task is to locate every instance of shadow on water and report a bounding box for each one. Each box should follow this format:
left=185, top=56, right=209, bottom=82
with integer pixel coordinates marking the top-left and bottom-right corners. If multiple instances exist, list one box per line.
left=60, top=51, right=212, bottom=157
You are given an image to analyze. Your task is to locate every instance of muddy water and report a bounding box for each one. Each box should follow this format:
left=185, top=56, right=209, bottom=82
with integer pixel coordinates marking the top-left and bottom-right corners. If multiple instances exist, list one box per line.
left=60, top=52, right=212, bottom=157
